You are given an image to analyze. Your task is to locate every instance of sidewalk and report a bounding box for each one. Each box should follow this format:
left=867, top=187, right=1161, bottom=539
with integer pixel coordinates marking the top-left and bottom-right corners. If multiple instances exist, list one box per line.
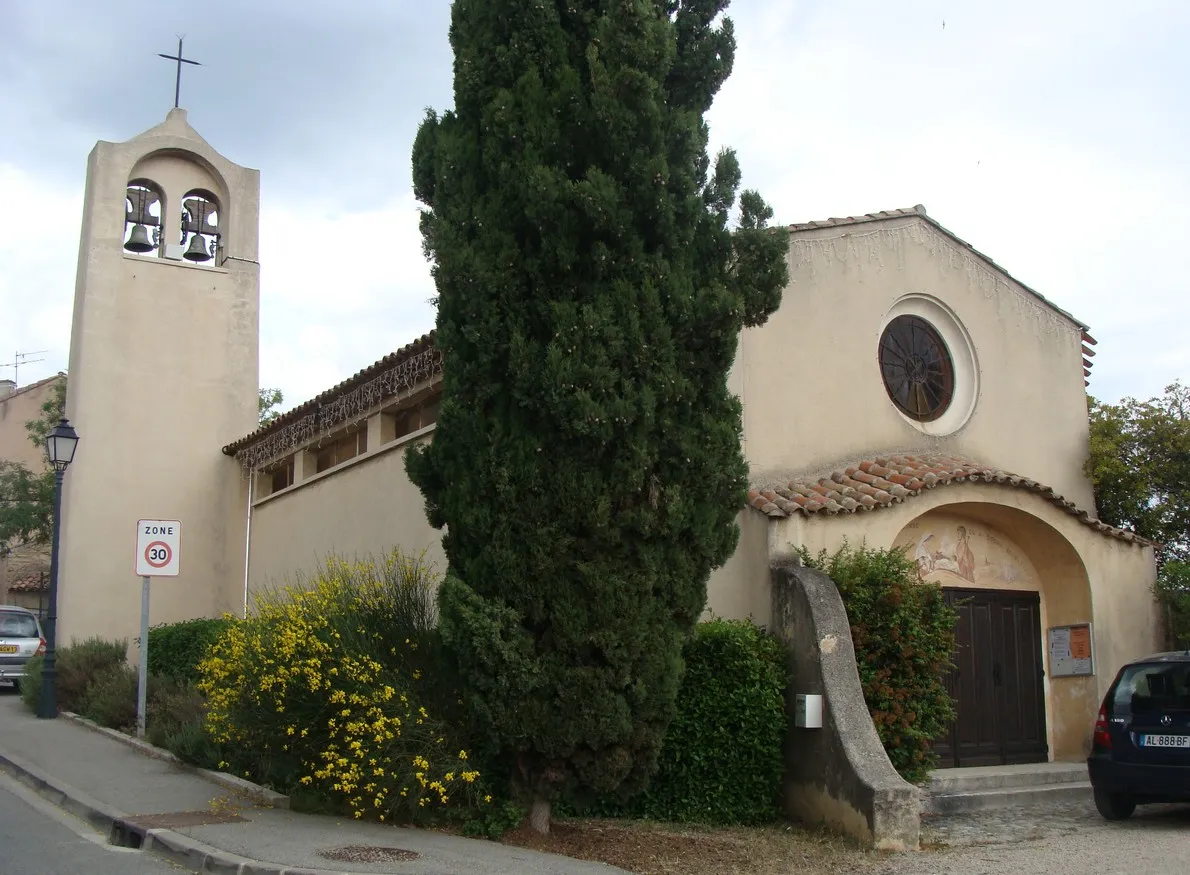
left=0, top=693, right=626, bottom=875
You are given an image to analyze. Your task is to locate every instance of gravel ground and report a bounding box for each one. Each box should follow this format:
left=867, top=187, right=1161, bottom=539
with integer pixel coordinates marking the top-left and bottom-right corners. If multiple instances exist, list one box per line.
left=878, top=800, right=1190, bottom=875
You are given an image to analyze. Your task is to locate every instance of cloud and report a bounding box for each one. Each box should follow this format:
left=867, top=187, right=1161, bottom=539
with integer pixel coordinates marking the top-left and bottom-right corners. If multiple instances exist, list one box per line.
left=1, top=0, right=1187, bottom=411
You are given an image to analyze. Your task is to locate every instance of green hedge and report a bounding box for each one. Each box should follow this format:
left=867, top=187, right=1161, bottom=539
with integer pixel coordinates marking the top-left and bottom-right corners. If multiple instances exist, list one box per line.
left=146, top=617, right=235, bottom=683
left=798, top=543, right=958, bottom=784
left=569, top=617, right=788, bottom=825
left=20, top=637, right=128, bottom=713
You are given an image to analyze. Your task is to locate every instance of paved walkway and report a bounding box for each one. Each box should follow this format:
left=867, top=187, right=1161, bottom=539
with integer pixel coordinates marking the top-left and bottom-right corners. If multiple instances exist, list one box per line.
left=896, top=797, right=1190, bottom=875
left=0, top=692, right=625, bottom=875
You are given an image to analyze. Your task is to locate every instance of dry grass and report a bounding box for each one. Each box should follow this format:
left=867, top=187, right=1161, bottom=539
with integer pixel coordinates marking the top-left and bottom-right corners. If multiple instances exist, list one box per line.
left=499, top=816, right=892, bottom=875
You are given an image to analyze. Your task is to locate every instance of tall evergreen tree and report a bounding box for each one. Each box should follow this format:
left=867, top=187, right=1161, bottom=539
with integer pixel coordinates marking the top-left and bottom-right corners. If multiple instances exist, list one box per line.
left=406, top=0, right=788, bottom=832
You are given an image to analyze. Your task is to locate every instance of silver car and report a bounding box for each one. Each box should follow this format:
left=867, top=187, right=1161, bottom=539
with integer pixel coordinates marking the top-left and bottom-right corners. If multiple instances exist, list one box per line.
left=0, top=606, right=45, bottom=692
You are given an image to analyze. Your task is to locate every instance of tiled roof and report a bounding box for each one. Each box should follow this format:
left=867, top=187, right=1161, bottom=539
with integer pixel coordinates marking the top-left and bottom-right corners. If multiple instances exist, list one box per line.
left=222, top=331, right=438, bottom=455
left=8, top=573, right=47, bottom=594
left=786, top=205, right=1099, bottom=386
left=746, top=453, right=1151, bottom=546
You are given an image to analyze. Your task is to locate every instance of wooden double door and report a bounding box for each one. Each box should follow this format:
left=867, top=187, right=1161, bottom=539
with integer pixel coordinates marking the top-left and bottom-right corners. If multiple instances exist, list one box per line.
left=934, top=588, right=1048, bottom=768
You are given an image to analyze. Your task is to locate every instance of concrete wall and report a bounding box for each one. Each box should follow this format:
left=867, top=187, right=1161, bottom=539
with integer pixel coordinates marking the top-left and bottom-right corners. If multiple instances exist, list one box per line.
left=771, top=559, right=920, bottom=850
left=247, top=429, right=445, bottom=595
left=736, top=215, right=1096, bottom=512
left=771, top=483, right=1160, bottom=760
left=0, top=376, right=63, bottom=469
left=57, top=108, right=259, bottom=648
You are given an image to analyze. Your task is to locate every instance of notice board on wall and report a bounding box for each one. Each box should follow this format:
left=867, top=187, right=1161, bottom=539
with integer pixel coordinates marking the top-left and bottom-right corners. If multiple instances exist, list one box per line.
left=1048, top=623, right=1095, bottom=678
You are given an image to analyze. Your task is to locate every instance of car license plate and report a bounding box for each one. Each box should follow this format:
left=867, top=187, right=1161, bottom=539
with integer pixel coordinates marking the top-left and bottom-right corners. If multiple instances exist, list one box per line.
left=1140, top=734, right=1190, bottom=748
left=0, top=645, right=16, bottom=654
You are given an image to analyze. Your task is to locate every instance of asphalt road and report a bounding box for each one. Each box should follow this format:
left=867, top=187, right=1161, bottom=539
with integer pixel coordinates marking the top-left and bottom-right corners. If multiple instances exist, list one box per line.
left=0, top=768, right=185, bottom=875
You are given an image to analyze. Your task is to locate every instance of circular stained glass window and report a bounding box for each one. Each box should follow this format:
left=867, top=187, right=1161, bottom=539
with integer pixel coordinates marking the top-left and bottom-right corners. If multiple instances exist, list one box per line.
left=878, top=315, right=955, bottom=422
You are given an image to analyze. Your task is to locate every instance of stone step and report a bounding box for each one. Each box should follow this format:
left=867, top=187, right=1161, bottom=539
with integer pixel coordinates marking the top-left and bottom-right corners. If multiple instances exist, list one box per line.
left=926, top=763, right=1088, bottom=794
left=922, top=780, right=1093, bottom=815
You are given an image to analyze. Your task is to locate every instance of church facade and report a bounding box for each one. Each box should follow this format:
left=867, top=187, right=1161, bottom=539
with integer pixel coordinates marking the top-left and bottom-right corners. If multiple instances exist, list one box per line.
left=52, top=112, right=1160, bottom=769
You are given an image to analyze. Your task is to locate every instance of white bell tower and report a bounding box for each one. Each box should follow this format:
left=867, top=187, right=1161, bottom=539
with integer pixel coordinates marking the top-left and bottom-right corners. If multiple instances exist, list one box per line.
left=57, top=105, right=260, bottom=648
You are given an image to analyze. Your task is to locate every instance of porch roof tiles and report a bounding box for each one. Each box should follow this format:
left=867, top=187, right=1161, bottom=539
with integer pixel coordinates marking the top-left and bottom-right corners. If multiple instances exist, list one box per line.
left=746, top=453, right=1151, bottom=546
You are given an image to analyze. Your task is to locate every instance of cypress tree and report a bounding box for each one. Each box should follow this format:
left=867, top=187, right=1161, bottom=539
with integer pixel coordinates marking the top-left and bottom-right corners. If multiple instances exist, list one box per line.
left=407, top=0, right=788, bottom=833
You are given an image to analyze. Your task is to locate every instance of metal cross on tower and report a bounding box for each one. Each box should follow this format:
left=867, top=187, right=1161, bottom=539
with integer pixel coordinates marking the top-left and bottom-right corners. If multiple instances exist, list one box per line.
left=157, top=36, right=202, bottom=109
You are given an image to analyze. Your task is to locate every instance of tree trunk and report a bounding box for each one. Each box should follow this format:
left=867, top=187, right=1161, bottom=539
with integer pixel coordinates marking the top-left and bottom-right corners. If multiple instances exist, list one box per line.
left=529, top=794, right=551, bottom=835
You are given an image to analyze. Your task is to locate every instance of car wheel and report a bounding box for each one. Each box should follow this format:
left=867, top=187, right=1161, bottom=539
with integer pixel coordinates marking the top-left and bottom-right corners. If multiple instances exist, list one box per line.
left=1093, top=788, right=1136, bottom=821
left=9, top=680, right=19, bottom=694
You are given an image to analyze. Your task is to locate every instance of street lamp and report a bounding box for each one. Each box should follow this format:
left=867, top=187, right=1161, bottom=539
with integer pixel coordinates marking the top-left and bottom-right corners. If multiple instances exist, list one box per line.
left=37, top=417, right=79, bottom=720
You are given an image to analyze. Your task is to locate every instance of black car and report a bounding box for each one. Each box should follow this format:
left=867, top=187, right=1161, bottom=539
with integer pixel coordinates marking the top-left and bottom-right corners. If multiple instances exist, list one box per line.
left=1087, top=650, right=1190, bottom=820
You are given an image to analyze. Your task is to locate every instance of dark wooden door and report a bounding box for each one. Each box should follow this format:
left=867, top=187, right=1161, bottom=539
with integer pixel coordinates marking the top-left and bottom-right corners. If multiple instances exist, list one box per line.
left=934, top=588, right=1048, bottom=768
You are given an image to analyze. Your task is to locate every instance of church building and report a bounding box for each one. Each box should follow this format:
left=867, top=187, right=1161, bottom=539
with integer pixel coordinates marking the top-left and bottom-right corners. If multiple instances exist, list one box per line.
left=48, top=110, right=1160, bottom=771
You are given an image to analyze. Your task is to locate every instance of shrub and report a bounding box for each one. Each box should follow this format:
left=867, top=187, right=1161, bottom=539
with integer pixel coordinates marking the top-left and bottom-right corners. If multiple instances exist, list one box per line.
left=797, top=542, right=958, bottom=784
left=197, top=549, right=492, bottom=823
left=567, top=618, right=788, bottom=825
left=80, top=663, right=138, bottom=731
left=147, top=617, right=235, bottom=683
left=19, top=637, right=127, bottom=715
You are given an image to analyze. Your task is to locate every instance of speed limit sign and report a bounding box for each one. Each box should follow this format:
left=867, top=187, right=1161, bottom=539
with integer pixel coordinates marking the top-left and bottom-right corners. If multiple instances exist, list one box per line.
left=135, top=519, right=181, bottom=577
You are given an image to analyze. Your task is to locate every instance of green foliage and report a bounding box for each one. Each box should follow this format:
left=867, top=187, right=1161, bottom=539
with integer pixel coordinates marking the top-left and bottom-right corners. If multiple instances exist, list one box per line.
left=24, top=376, right=67, bottom=449
left=568, top=618, right=787, bottom=825
left=405, top=0, right=790, bottom=811
left=1154, top=560, right=1190, bottom=649
left=19, top=637, right=128, bottom=715
left=147, top=617, right=235, bottom=683
left=258, top=387, right=284, bottom=425
left=18, top=654, right=42, bottom=709
left=80, top=663, right=139, bottom=731
left=0, top=460, right=54, bottom=549
left=197, top=550, right=492, bottom=823
left=797, top=543, right=958, bottom=784
left=1086, top=382, right=1190, bottom=647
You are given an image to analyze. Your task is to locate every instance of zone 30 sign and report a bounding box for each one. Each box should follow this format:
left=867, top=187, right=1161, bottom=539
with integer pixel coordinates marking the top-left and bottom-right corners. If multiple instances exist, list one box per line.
left=135, top=519, right=182, bottom=577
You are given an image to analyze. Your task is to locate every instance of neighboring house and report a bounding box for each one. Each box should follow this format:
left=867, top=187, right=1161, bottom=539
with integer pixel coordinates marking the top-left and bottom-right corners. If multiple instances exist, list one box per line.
left=56, top=111, right=1159, bottom=772
left=0, top=376, right=62, bottom=615
left=0, top=375, right=64, bottom=470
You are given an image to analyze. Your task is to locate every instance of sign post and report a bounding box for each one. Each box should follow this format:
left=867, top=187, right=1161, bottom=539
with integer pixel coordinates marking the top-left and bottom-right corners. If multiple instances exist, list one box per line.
left=134, top=520, right=181, bottom=737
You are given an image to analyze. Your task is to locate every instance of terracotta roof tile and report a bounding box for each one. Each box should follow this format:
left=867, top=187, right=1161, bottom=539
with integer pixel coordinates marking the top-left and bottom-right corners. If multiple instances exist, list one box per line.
left=222, top=331, right=438, bottom=456
left=8, top=573, right=47, bottom=593
left=747, top=452, right=1151, bottom=547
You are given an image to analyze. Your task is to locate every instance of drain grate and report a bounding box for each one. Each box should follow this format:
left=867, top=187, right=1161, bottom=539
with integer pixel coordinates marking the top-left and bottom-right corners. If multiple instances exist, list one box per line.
left=319, top=845, right=421, bottom=863
left=122, top=810, right=248, bottom=830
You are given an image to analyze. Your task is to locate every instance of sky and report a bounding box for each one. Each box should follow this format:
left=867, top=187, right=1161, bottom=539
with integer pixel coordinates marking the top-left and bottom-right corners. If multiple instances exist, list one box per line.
left=1, top=0, right=1187, bottom=414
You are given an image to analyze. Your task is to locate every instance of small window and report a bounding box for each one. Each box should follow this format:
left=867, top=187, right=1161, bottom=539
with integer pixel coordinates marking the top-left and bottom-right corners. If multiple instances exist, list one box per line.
left=315, top=428, right=367, bottom=473
left=269, top=456, right=295, bottom=493
left=878, top=315, right=955, bottom=422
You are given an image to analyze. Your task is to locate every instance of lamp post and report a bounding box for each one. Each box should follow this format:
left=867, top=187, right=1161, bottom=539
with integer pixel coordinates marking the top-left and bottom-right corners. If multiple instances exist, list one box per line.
left=36, top=417, right=79, bottom=720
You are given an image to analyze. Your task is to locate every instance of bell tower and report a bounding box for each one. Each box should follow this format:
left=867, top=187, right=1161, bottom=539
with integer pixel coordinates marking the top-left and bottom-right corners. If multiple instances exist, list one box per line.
left=57, top=107, right=260, bottom=648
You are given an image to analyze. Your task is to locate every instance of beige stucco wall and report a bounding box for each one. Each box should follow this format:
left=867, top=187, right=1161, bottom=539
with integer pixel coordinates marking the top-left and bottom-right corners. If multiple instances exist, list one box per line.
left=247, top=431, right=446, bottom=596
left=705, top=509, right=771, bottom=626
left=57, top=109, right=259, bottom=649
left=0, top=376, right=63, bottom=469
left=752, top=482, right=1159, bottom=760
left=736, top=215, right=1096, bottom=512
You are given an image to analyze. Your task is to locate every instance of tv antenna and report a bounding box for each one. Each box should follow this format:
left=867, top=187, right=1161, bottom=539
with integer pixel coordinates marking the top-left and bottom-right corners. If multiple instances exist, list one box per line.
left=0, top=350, right=48, bottom=387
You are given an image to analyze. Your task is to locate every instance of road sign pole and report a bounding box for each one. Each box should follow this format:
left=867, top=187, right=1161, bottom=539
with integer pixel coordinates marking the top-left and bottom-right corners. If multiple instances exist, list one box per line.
left=137, top=575, right=150, bottom=738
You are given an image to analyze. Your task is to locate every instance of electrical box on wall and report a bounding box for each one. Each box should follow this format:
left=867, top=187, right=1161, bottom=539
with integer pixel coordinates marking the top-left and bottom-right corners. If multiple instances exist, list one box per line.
left=794, top=693, right=823, bottom=729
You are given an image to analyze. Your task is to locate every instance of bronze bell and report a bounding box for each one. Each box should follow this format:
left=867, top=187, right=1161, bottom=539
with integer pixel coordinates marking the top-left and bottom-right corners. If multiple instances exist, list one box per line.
left=124, top=223, right=155, bottom=253
left=183, top=232, right=212, bottom=262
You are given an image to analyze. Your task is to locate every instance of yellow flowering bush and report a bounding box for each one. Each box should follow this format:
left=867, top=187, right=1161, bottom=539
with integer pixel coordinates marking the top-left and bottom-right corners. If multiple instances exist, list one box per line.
left=197, top=549, right=489, bottom=823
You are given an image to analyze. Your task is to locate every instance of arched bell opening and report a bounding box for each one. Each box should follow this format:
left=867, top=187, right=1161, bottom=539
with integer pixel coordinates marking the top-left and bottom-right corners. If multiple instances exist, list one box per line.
left=180, top=188, right=222, bottom=264
left=123, top=180, right=164, bottom=256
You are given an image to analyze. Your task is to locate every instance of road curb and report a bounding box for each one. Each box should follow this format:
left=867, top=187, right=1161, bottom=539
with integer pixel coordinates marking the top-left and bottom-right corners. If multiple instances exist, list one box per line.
left=59, top=710, right=290, bottom=809
left=0, top=745, right=346, bottom=875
